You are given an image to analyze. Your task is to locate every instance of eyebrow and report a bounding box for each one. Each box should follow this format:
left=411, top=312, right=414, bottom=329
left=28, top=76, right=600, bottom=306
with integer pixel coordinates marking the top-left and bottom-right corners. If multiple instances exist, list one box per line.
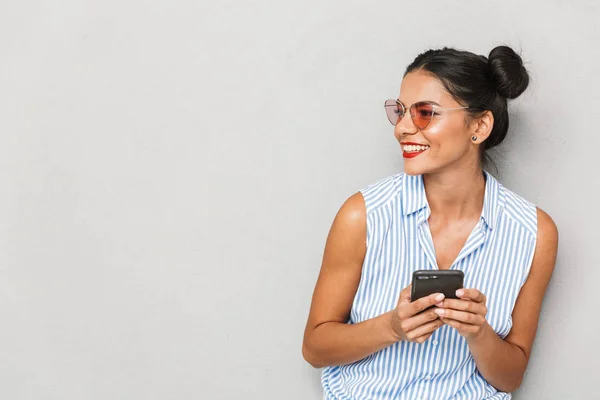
left=397, top=99, right=442, bottom=107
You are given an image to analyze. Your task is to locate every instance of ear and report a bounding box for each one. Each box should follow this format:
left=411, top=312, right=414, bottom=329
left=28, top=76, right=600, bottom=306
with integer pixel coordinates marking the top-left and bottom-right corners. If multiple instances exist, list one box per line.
left=469, top=111, right=494, bottom=144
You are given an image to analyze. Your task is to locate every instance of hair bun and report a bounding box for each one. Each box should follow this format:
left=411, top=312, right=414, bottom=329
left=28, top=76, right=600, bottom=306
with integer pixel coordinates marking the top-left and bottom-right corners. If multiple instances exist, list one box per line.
left=488, top=45, right=530, bottom=99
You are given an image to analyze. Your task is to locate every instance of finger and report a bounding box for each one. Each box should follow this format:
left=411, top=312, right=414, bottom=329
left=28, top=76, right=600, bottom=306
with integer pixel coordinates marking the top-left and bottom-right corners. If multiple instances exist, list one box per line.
left=402, top=284, right=412, bottom=301
left=456, top=289, right=486, bottom=303
left=397, top=284, right=412, bottom=305
left=438, top=299, right=487, bottom=315
left=405, top=293, right=445, bottom=317
left=434, top=308, right=486, bottom=325
left=400, top=308, right=439, bottom=332
left=413, top=333, right=433, bottom=344
left=439, top=317, right=480, bottom=334
left=405, top=319, right=444, bottom=342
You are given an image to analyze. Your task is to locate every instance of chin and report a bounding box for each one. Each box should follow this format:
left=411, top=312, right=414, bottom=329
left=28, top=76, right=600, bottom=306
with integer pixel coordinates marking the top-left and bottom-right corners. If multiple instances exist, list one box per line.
left=403, top=161, right=429, bottom=176
left=403, top=154, right=456, bottom=176
left=403, top=168, right=422, bottom=176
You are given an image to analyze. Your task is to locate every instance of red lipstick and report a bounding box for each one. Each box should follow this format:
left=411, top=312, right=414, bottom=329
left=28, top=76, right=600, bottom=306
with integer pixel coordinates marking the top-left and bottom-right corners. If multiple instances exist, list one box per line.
left=401, top=142, right=429, bottom=159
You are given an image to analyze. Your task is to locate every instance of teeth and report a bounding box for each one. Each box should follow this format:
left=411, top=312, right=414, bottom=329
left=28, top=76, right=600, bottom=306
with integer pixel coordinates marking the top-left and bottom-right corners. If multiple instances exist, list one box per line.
left=404, top=145, right=429, bottom=152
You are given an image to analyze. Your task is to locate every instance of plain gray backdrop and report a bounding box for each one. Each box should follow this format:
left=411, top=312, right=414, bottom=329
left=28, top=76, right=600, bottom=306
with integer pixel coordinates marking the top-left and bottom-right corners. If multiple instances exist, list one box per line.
left=1, top=0, right=598, bottom=399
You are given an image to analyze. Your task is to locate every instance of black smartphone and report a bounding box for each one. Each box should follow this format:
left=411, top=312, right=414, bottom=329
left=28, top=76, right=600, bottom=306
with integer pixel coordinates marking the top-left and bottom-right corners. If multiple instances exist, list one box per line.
left=410, top=270, right=464, bottom=302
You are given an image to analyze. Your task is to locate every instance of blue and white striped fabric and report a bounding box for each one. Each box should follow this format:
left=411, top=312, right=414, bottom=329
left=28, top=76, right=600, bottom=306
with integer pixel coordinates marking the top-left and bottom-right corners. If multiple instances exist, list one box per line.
left=321, top=170, right=538, bottom=400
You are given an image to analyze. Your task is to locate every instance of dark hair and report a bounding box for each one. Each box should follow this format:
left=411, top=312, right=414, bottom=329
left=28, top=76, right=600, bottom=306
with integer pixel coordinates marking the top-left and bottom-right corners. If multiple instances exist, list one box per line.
left=404, top=45, right=530, bottom=163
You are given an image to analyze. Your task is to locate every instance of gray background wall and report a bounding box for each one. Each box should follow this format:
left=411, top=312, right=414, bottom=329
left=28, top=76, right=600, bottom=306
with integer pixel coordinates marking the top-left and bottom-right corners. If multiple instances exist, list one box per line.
left=1, top=0, right=598, bottom=399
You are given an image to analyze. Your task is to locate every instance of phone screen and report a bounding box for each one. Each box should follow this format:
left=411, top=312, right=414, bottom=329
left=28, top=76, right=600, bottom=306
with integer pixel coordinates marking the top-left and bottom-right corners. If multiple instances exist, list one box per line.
left=410, top=270, right=464, bottom=302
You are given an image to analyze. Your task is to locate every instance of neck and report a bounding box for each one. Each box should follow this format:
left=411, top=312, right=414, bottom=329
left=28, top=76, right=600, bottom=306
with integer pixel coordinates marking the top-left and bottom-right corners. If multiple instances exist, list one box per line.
left=422, top=165, right=486, bottom=221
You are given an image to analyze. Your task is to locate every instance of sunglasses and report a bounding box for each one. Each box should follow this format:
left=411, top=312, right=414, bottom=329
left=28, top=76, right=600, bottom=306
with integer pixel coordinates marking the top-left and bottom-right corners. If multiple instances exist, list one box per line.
left=384, top=99, right=481, bottom=130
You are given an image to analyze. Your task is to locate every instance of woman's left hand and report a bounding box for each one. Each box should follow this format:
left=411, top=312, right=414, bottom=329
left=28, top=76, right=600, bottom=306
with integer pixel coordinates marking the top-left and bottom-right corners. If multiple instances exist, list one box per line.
left=434, top=289, right=489, bottom=340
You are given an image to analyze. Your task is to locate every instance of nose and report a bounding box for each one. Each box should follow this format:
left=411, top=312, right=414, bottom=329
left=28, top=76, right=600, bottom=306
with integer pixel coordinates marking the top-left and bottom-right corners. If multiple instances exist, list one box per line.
left=394, top=113, right=418, bottom=139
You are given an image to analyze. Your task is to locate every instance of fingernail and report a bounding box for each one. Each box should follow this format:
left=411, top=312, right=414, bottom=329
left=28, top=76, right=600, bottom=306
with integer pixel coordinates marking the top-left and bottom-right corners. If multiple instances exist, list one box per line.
left=435, top=293, right=445, bottom=302
left=456, top=289, right=464, bottom=297
left=434, top=308, right=445, bottom=316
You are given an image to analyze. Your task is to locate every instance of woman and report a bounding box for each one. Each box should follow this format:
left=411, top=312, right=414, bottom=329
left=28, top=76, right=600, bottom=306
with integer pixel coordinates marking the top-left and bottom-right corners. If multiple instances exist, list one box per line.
left=302, top=46, right=558, bottom=399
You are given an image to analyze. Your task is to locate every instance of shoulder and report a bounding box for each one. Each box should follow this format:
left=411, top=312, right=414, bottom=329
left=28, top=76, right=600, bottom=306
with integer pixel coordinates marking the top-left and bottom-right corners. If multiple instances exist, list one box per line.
left=335, top=192, right=367, bottom=229
left=358, top=172, right=405, bottom=214
left=535, top=207, right=559, bottom=255
left=521, top=207, right=559, bottom=289
left=325, top=192, right=368, bottom=252
left=330, top=173, right=405, bottom=240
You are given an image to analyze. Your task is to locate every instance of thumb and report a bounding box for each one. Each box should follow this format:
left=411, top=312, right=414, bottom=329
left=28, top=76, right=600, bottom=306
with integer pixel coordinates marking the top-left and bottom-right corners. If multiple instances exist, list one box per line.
left=398, top=284, right=412, bottom=305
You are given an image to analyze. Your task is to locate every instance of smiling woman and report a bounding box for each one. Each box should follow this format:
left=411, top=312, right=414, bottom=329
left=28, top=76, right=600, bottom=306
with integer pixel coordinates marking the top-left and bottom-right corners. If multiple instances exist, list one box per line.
left=302, top=46, right=558, bottom=400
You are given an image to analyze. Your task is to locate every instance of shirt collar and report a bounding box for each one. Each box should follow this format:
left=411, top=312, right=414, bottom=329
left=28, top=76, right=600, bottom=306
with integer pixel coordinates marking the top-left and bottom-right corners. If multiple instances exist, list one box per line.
left=400, top=170, right=501, bottom=231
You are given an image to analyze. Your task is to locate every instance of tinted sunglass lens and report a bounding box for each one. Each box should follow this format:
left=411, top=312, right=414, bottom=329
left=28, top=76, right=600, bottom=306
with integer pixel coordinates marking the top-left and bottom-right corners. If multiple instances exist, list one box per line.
left=384, top=99, right=403, bottom=125
left=411, top=102, right=434, bottom=129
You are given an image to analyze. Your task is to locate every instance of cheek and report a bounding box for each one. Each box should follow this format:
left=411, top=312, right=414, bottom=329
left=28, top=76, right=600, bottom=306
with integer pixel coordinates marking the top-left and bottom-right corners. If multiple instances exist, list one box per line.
left=425, top=121, right=470, bottom=153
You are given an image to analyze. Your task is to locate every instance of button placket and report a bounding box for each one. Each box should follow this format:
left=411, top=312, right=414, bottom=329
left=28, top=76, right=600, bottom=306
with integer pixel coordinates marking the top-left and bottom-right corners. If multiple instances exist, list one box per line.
left=431, top=330, right=442, bottom=375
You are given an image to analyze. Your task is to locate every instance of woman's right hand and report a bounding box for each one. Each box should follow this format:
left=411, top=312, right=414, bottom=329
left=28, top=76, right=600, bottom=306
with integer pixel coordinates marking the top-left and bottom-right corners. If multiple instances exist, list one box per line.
left=389, top=284, right=446, bottom=344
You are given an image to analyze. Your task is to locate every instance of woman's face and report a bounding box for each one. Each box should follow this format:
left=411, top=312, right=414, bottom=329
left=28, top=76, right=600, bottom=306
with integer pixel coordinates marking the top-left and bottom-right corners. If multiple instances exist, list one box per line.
left=394, top=70, right=479, bottom=176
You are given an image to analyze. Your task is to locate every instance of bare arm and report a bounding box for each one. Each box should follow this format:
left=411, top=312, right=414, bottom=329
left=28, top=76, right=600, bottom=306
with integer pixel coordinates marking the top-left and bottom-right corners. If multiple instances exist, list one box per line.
left=439, top=207, right=558, bottom=391
left=302, top=193, right=445, bottom=368
left=302, top=192, right=396, bottom=368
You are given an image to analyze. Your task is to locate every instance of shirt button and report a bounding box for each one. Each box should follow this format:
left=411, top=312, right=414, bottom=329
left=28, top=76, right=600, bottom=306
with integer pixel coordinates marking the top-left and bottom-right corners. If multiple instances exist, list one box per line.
left=433, top=340, right=438, bottom=346
left=426, top=375, right=432, bottom=380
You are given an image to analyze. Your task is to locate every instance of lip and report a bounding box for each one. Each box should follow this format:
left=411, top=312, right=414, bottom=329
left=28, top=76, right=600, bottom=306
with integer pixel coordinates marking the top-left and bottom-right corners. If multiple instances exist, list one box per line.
left=401, top=142, right=430, bottom=159
left=400, top=142, right=429, bottom=146
left=403, top=150, right=427, bottom=159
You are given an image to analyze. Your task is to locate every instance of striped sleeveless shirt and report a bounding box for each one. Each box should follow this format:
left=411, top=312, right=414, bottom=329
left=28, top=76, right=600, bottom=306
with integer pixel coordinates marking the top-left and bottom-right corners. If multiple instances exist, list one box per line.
left=321, top=170, right=538, bottom=400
